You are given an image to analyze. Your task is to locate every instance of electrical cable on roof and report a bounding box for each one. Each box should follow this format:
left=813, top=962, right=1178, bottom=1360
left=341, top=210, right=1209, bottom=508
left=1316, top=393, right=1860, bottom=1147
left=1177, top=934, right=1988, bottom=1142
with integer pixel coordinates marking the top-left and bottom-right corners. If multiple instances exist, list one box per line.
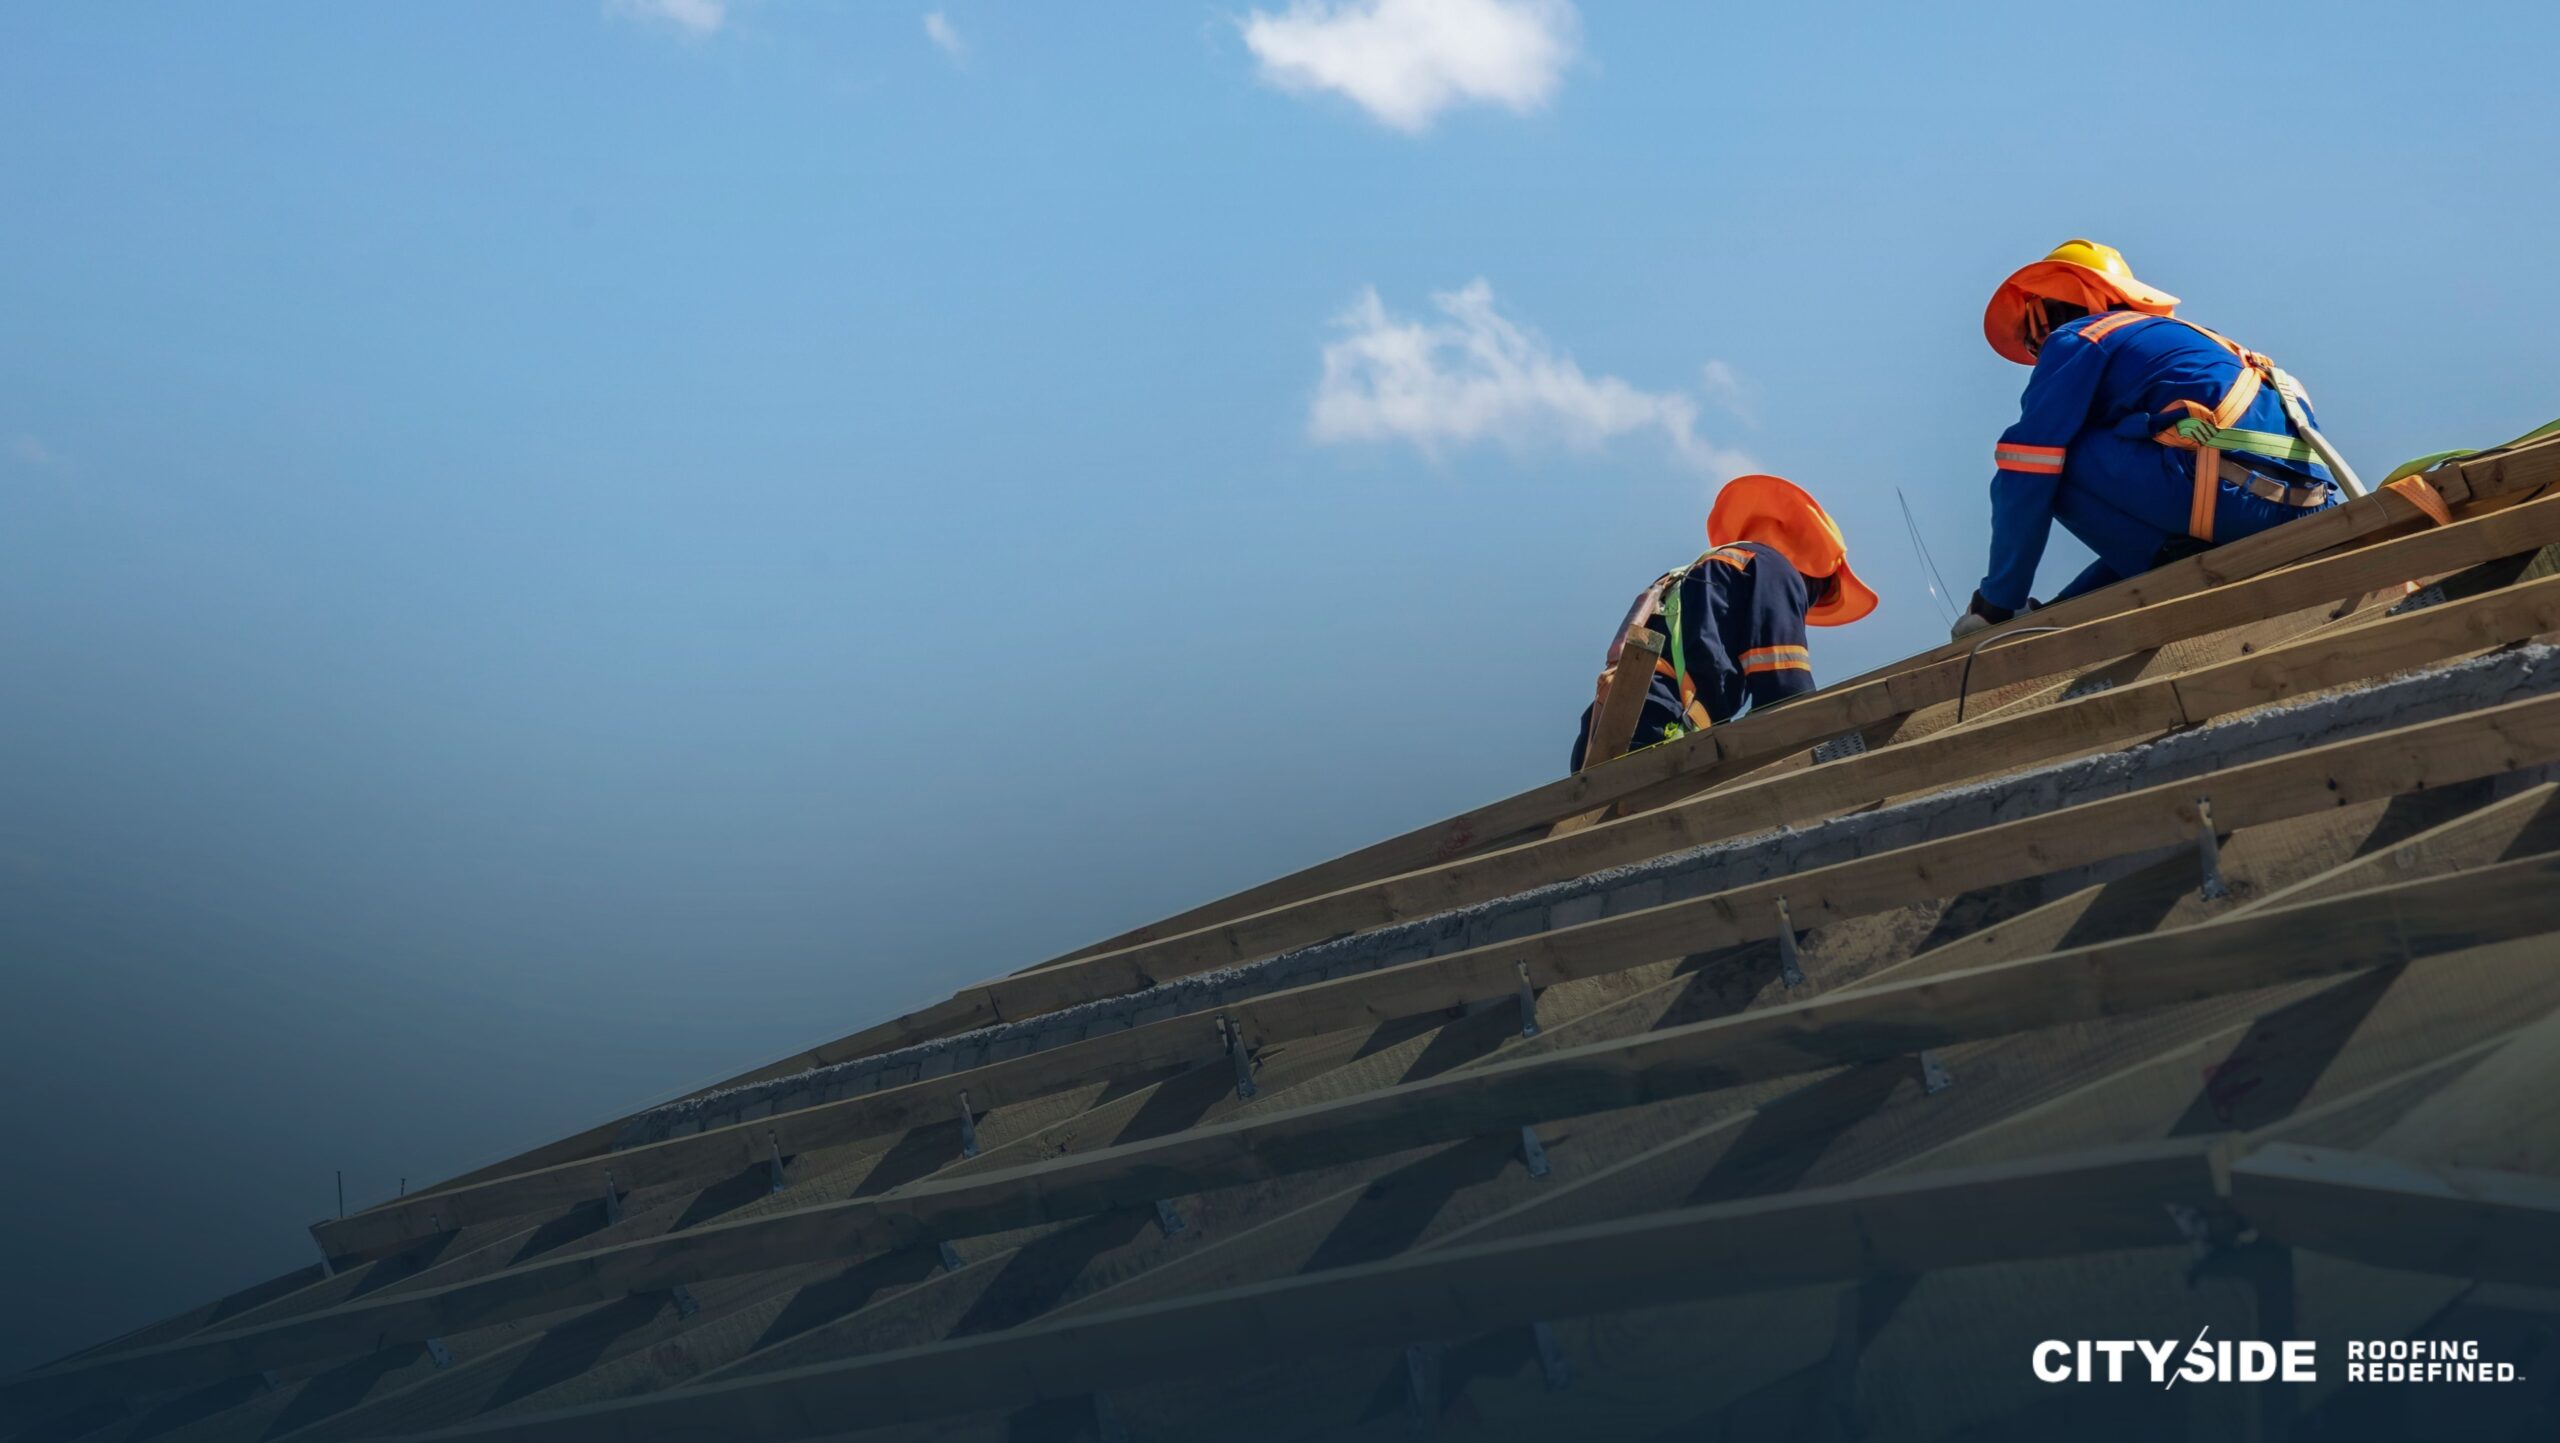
left=1897, top=486, right=1959, bottom=626
left=1956, top=625, right=2064, bottom=721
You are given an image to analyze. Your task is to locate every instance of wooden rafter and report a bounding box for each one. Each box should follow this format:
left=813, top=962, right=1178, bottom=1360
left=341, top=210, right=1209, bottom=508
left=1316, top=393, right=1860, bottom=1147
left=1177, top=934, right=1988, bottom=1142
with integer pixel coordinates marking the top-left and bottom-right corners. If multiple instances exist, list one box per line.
left=21, top=844, right=2559, bottom=1409
left=305, top=675, right=2560, bottom=1261
left=355, top=438, right=2560, bottom=1219
left=17, top=439, right=2560, bottom=1443
left=362, top=1140, right=2237, bottom=1443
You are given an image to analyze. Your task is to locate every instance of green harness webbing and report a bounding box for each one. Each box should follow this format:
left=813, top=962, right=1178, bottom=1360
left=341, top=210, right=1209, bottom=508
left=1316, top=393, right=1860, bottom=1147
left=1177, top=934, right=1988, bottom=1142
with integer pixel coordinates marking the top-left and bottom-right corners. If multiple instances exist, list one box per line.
left=2382, top=417, right=2560, bottom=487
left=1657, top=562, right=1713, bottom=741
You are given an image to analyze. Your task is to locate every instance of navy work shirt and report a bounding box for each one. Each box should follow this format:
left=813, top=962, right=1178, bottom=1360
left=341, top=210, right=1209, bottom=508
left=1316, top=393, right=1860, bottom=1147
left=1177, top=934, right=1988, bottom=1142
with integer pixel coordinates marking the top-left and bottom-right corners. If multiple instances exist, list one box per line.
left=1571, top=539, right=1817, bottom=771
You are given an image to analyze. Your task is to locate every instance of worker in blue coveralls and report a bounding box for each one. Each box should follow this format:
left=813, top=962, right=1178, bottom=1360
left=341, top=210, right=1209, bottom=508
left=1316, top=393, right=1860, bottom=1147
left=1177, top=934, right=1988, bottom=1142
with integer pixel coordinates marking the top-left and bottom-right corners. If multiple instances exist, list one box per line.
left=1950, top=240, right=2352, bottom=640
left=1572, top=474, right=1877, bottom=770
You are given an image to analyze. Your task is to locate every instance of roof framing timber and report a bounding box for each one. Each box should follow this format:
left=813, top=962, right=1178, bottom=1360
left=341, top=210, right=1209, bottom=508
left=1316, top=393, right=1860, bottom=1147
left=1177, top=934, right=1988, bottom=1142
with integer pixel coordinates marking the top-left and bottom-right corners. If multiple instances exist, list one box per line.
left=373, top=439, right=2560, bottom=1213
left=19, top=439, right=2560, bottom=1443
left=358, top=1141, right=2560, bottom=1443
left=376, top=1138, right=2239, bottom=1443
left=310, top=664, right=2560, bottom=1259
left=20, top=842, right=2558, bottom=1409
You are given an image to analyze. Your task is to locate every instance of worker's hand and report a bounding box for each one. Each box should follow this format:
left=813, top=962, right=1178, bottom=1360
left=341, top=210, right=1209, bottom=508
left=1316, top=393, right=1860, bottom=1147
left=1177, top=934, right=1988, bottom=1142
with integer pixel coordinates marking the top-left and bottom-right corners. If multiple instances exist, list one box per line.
left=1949, top=590, right=2017, bottom=642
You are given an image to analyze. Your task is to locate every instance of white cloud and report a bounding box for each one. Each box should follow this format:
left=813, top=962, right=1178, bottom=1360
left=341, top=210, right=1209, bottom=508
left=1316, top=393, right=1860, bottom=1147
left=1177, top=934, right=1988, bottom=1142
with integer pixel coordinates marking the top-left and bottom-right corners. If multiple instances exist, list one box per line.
left=923, top=10, right=965, bottom=59
left=9, top=435, right=56, bottom=468
left=1242, top=0, right=1578, bottom=133
left=1309, top=280, right=1751, bottom=477
left=609, top=0, right=726, bottom=36
left=1696, top=359, right=1761, bottom=426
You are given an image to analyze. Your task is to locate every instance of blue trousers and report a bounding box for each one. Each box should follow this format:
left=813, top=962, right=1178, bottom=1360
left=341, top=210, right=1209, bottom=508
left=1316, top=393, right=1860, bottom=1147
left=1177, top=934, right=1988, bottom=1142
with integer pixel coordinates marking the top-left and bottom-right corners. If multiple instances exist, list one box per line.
left=2047, top=449, right=2339, bottom=602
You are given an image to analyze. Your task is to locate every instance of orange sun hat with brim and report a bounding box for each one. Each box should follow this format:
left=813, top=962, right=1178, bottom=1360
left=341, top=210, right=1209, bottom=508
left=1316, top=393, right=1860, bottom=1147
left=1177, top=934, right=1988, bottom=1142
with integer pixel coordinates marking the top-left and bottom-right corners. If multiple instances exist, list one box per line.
left=1983, top=239, right=2181, bottom=365
left=1707, top=473, right=1878, bottom=626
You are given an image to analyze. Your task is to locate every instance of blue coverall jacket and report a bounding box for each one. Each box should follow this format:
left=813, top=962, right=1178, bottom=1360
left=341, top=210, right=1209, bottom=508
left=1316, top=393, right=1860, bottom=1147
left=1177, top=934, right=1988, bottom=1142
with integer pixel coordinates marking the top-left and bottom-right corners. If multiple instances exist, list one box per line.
left=1979, top=311, right=2339, bottom=612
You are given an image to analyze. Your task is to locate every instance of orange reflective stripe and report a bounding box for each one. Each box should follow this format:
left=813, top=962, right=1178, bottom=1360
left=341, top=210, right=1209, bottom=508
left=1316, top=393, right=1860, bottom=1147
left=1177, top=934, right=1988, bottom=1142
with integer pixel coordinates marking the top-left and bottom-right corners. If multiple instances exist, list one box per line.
left=1994, top=442, right=2067, bottom=474
left=2074, top=311, right=2150, bottom=345
left=1705, top=545, right=1754, bottom=572
left=1740, top=645, right=1812, bottom=675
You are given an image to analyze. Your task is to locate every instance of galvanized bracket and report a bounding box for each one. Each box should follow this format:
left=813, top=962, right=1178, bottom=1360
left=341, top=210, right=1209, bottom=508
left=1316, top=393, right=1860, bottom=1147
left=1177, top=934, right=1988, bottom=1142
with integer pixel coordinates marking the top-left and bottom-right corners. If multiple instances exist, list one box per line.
left=765, top=1132, right=788, bottom=1194
left=669, top=1285, right=700, bottom=1320
left=1515, top=960, right=1541, bottom=1038
left=309, top=1231, right=339, bottom=1280
left=2195, top=797, right=2231, bottom=901
left=937, top=1240, right=964, bottom=1272
left=1220, top=1014, right=1258, bottom=1100
left=1518, top=1125, right=1551, bottom=1180
left=1153, top=1199, right=1187, bottom=1238
left=956, top=1092, right=979, bottom=1160
left=1774, top=896, right=1806, bottom=988
left=602, top=1174, right=622, bottom=1227
left=1529, top=1321, right=1572, bottom=1390
left=423, top=1336, right=453, bottom=1369
left=1917, top=1050, right=1955, bottom=1094
left=1811, top=731, right=1868, bottom=764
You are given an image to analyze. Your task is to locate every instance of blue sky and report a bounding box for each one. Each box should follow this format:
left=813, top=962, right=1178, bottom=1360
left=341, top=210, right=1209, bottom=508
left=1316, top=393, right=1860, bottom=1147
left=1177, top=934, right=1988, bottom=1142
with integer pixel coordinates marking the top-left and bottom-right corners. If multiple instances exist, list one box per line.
left=2, top=0, right=2555, bottom=1369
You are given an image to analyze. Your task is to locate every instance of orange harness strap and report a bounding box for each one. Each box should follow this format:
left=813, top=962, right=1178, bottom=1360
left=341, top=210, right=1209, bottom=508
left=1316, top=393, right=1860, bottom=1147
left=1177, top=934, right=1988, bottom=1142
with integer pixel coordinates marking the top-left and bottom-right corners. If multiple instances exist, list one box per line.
left=1650, top=655, right=1714, bottom=731
left=2146, top=320, right=2277, bottom=543
left=2383, top=473, right=2453, bottom=528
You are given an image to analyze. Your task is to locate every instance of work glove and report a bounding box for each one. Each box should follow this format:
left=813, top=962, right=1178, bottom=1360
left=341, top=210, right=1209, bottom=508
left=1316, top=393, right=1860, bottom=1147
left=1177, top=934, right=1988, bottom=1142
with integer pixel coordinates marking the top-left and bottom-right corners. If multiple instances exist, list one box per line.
left=1949, top=590, right=2017, bottom=642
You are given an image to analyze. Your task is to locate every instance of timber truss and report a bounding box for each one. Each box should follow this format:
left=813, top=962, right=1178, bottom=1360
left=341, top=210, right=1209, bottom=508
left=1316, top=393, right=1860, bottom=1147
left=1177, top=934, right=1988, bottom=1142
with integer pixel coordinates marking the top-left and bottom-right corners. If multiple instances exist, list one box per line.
left=13, top=435, right=2560, bottom=1442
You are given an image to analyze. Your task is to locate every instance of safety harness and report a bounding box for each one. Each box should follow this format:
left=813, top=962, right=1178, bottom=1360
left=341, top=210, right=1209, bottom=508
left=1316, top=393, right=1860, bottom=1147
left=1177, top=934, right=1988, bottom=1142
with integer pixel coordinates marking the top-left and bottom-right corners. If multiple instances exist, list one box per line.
left=1592, top=548, right=1756, bottom=742
left=2076, top=311, right=2352, bottom=542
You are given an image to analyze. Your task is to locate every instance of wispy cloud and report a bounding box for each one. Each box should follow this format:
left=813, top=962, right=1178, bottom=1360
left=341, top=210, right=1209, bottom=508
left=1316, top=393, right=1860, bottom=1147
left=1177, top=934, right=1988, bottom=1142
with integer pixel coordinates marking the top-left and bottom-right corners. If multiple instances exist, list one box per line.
left=1696, top=359, right=1761, bottom=426
left=1242, top=0, right=1578, bottom=133
left=1309, top=280, right=1751, bottom=477
left=923, top=10, right=965, bottom=60
left=9, top=435, right=58, bottom=468
left=608, top=0, right=726, bottom=36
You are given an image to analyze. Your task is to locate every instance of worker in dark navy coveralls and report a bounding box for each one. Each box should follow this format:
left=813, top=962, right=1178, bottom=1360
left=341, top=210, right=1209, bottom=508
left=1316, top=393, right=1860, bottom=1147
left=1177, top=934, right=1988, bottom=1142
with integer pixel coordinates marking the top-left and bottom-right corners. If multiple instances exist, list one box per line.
left=1572, top=474, right=1878, bottom=770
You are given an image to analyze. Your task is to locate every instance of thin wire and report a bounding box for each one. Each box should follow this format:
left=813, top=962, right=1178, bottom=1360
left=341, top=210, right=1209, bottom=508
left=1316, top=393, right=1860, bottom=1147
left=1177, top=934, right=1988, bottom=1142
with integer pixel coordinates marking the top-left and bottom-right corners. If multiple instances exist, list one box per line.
left=1956, top=625, right=2065, bottom=722
left=1897, top=487, right=1958, bottom=626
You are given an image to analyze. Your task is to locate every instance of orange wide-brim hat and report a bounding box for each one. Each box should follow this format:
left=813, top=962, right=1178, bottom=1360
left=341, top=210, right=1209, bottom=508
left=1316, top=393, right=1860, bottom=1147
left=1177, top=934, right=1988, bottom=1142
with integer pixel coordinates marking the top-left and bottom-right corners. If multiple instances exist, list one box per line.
left=1708, top=473, right=1878, bottom=626
left=1983, top=243, right=2181, bottom=365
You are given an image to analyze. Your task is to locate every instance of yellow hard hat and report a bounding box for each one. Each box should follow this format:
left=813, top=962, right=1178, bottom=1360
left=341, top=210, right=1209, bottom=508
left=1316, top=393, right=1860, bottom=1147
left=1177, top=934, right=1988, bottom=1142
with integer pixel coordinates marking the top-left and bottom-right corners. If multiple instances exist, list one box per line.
left=1983, top=239, right=2181, bottom=364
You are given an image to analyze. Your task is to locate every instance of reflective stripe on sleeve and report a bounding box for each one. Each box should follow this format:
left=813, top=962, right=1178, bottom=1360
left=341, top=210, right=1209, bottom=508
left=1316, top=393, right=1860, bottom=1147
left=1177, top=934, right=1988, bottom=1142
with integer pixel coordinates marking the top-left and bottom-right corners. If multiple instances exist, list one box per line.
left=1739, top=645, right=1812, bottom=674
left=1993, top=442, right=2067, bottom=475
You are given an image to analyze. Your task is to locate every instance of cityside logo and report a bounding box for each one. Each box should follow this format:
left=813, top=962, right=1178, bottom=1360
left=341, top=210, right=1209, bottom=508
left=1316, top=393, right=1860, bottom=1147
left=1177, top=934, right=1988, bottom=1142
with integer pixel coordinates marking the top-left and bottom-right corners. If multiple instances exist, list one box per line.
left=2033, top=1330, right=2524, bottom=1385
left=2034, top=1331, right=2314, bottom=1386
